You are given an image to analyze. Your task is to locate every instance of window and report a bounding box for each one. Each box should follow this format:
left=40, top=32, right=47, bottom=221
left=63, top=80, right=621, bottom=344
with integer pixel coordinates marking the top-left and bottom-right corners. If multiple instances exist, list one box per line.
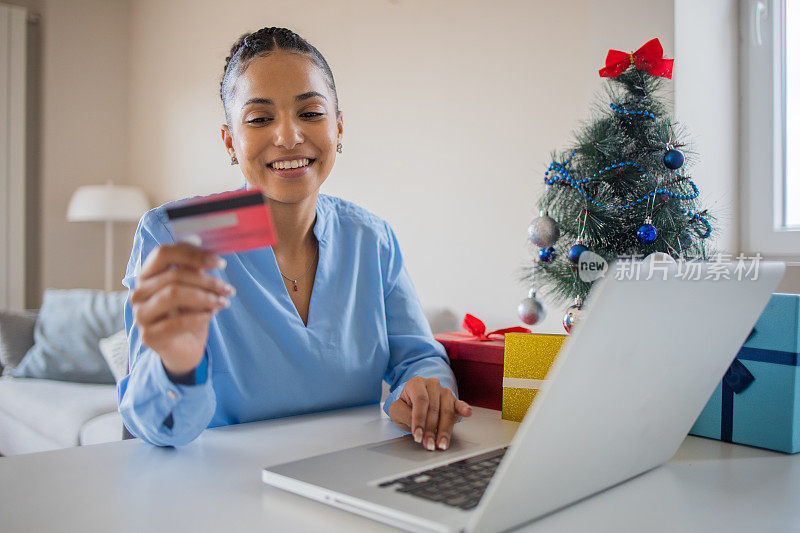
left=0, top=4, right=28, bottom=310
left=786, top=0, right=798, bottom=227
left=739, top=0, right=800, bottom=257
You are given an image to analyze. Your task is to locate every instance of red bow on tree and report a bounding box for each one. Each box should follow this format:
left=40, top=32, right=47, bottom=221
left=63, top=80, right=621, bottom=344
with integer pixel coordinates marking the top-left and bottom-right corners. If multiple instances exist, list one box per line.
left=461, top=313, right=530, bottom=341
left=598, top=38, right=673, bottom=79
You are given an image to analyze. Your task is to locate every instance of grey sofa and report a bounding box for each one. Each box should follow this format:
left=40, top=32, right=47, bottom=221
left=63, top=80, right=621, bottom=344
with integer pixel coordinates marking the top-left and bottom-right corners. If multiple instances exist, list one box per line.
left=0, top=375, right=121, bottom=454
left=0, top=290, right=127, bottom=456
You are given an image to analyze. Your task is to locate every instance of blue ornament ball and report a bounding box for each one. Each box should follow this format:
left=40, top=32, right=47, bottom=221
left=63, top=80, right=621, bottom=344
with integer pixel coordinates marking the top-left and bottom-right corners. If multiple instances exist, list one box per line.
left=538, top=246, right=557, bottom=263
left=568, top=244, right=588, bottom=264
left=637, top=223, right=658, bottom=244
left=663, top=148, right=684, bottom=170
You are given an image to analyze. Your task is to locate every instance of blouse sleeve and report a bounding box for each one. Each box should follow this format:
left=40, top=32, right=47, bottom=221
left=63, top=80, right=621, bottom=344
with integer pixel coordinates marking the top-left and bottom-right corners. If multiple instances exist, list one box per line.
left=380, top=221, right=459, bottom=417
left=116, top=210, right=217, bottom=446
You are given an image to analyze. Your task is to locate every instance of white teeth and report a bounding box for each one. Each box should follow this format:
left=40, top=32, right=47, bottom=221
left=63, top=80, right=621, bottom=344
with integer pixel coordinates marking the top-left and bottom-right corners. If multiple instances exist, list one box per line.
left=271, top=158, right=310, bottom=170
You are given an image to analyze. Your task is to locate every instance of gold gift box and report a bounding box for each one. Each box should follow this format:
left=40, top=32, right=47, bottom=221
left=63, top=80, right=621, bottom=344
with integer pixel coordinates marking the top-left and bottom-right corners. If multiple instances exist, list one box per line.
left=502, top=333, right=566, bottom=422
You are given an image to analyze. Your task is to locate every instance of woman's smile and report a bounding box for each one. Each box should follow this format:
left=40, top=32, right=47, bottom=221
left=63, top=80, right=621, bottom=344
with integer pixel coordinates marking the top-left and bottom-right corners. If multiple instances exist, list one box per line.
left=268, top=156, right=316, bottom=178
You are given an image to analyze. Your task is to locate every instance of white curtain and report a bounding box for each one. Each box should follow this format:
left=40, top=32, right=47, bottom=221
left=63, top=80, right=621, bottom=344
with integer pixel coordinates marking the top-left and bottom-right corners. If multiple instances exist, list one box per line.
left=0, top=3, right=27, bottom=311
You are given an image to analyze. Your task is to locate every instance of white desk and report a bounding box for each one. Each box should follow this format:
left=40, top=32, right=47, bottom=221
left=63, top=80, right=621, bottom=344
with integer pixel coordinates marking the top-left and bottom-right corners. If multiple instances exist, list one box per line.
left=1, top=406, right=799, bottom=532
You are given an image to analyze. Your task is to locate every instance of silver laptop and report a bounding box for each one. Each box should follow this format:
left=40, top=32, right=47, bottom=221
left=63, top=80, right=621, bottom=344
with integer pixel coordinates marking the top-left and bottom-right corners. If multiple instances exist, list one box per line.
left=263, top=260, right=785, bottom=532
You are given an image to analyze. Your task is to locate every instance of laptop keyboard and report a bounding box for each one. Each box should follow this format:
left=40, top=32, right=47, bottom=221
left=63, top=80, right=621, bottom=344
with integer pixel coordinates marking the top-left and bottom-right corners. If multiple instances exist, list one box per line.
left=378, top=447, right=508, bottom=511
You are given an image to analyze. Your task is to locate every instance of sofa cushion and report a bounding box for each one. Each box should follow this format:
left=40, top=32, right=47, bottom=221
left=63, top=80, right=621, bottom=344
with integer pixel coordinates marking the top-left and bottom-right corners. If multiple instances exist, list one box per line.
left=12, top=289, right=126, bottom=384
left=0, top=310, right=38, bottom=375
left=80, top=411, right=124, bottom=446
left=99, top=330, right=129, bottom=383
left=0, top=408, right=62, bottom=455
left=0, top=376, right=118, bottom=451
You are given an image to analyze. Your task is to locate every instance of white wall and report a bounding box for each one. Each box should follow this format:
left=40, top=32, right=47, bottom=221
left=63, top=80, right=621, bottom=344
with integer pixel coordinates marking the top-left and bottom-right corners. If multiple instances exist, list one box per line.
left=125, top=0, right=675, bottom=332
left=40, top=0, right=133, bottom=293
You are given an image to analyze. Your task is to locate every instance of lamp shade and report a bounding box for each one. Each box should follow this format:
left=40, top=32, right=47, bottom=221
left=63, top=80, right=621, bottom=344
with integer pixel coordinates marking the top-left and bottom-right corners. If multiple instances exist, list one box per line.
left=67, top=183, right=150, bottom=222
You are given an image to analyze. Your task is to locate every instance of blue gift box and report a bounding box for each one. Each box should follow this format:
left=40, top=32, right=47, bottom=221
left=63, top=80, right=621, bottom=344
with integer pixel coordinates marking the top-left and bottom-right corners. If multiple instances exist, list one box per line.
left=690, top=293, right=800, bottom=453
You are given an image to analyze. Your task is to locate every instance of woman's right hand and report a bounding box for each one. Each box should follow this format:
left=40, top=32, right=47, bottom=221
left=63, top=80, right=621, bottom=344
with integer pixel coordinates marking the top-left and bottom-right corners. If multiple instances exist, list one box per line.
left=130, top=243, right=234, bottom=379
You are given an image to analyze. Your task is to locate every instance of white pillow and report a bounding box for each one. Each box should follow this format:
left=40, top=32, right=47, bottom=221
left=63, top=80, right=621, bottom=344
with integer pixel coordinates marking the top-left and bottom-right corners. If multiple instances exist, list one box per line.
left=99, top=330, right=129, bottom=383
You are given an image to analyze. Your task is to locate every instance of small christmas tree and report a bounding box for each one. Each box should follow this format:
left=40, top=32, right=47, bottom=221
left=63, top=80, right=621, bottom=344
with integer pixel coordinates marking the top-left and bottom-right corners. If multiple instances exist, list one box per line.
left=519, top=38, right=715, bottom=331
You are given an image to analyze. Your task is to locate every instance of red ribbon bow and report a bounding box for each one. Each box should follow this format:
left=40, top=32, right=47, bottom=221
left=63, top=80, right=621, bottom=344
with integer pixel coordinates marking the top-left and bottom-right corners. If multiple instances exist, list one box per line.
left=598, top=38, right=673, bottom=79
left=461, top=313, right=530, bottom=341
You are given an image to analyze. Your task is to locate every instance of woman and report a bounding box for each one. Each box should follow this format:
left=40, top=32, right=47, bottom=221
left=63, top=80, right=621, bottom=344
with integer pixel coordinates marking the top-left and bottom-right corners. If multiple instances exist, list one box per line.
left=118, top=27, right=471, bottom=449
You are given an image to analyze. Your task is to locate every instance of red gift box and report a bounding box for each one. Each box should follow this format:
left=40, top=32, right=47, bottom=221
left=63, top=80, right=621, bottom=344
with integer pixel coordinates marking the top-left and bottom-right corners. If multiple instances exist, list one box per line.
left=435, top=314, right=529, bottom=411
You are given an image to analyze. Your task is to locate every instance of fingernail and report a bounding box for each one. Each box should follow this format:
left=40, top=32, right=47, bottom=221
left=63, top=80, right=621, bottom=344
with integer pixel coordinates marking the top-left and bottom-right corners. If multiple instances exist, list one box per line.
left=414, top=428, right=422, bottom=443
left=215, top=257, right=227, bottom=269
left=225, top=284, right=236, bottom=296
left=218, top=297, right=230, bottom=307
left=438, top=438, right=448, bottom=450
left=426, top=438, right=435, bottom=451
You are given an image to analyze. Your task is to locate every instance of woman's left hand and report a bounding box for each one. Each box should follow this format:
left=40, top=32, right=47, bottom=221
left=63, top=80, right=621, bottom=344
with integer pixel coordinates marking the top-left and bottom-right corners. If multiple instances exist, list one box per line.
left=387, top=377, right=472, bottom=451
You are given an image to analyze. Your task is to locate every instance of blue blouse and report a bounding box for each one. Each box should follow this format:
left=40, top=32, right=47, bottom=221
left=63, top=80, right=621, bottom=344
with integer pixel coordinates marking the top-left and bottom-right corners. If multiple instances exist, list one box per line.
left=118, top=193, right=457, bottom=446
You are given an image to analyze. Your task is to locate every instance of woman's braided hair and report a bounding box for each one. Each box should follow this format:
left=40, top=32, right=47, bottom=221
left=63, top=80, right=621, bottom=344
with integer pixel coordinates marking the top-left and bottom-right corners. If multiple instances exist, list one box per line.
left=220, top=27, right=339, bottom=124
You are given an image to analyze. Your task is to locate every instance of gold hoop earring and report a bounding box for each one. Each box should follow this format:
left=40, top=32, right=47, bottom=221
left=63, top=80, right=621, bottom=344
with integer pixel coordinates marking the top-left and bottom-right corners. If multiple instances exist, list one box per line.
left=336, top=143, right=342, bottom=154
left=230, top=155, right=238, bottom=165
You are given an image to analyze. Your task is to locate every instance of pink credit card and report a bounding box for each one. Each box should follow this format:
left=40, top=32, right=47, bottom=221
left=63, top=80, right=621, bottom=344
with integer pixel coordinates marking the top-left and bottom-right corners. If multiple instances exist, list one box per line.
left=165, top=188, right=276, bottom=255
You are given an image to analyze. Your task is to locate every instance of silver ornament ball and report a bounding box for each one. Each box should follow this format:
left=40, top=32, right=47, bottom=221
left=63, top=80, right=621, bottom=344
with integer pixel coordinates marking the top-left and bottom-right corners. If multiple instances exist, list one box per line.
left=527, top=212, right=560, bottom=248
left=518, top=296, right=546, bottom=325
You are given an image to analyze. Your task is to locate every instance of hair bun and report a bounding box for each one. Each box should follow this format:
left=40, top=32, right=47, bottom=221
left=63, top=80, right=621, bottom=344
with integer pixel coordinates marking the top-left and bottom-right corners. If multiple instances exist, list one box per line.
left=243, top=27, right=277, bottom=48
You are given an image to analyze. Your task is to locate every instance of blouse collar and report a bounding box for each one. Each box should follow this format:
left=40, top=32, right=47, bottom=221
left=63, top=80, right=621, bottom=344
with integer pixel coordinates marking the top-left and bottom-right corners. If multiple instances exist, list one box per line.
left=312, top=194, right=331, bottom=245
left=239, top=180, right=331, bottom=242
left=239, top=180, right=331, bottom=245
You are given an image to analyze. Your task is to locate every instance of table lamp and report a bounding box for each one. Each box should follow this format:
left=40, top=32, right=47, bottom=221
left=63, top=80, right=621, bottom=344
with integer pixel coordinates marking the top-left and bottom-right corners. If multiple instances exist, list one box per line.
left=67, top=181, right=150, bottom=291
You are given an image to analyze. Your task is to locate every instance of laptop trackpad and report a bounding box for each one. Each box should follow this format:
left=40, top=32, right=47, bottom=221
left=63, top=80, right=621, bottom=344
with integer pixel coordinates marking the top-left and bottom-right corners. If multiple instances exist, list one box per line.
left=367, top=436, right=481, bottom=461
